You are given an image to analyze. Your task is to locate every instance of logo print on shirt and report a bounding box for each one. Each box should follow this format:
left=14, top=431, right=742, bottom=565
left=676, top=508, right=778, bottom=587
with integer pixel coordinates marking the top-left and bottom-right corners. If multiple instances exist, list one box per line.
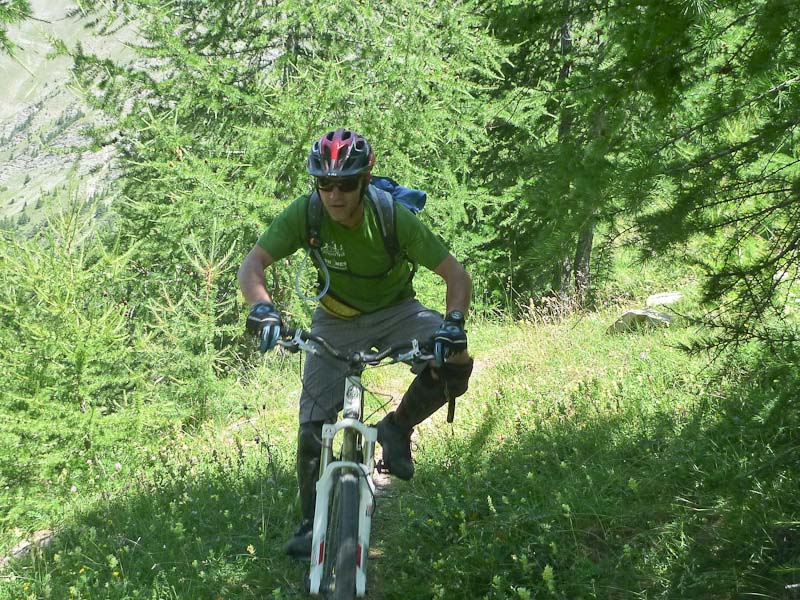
left=322, top=242, right=347, bottom=269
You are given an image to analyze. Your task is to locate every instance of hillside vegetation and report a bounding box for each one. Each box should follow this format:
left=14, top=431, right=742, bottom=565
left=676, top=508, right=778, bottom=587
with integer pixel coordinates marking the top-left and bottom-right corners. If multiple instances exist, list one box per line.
left=1, top=1, right=799, bottom=598
left=1, top=267, right=798, bottom=598
left=0, top=0, right=130, bottom=232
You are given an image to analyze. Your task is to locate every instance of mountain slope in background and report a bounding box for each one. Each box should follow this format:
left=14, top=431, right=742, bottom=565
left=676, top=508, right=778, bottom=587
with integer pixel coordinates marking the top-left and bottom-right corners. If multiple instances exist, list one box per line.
left=0, top=0, right=131, bottom=230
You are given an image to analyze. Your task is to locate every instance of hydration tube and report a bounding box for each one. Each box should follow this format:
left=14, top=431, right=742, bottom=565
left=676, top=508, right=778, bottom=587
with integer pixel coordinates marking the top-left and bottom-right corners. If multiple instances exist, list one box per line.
left=295, top=247, right=330, bottom=302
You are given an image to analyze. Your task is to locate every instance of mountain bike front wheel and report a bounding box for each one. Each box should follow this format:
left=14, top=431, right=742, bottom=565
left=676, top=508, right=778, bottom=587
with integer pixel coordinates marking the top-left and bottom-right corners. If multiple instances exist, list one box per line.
left=322, top=471, right=359, bottom=600
left=333, top=471, right=359, bottom=599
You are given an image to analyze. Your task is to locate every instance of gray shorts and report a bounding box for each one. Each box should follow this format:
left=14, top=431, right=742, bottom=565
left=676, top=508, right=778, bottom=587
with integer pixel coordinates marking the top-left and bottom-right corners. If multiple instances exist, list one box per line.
left=299, top=299, right=443, bottom=424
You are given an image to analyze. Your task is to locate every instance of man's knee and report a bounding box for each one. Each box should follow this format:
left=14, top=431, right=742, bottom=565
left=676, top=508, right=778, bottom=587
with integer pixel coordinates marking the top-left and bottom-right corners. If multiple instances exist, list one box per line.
left=438, top=357, right=474, bottom=398
left=297, top=421, right=323, bottom=459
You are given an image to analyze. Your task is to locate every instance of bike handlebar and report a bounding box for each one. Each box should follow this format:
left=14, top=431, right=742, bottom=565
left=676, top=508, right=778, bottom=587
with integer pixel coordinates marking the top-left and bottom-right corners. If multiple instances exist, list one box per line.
left=264, top=326, right=458, bottom=422
left=273, top=326, right=437, bottom=367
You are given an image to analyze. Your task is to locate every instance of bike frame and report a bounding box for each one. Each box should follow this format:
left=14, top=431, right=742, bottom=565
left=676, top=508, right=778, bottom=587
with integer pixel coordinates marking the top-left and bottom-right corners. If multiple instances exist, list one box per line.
left=309, top=374, right=376, bottom=597
left=274, top=329, right=433, bottom=598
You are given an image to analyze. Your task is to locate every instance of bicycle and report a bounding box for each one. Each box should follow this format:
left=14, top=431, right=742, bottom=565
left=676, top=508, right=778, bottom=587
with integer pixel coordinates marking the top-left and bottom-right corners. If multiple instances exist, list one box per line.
left=268, top=326, right=435, bottom=599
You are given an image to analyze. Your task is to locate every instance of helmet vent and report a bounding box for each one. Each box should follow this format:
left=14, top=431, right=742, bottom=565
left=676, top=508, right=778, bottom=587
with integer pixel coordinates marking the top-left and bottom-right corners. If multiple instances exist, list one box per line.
left=307, top=129, right=374, bottom=177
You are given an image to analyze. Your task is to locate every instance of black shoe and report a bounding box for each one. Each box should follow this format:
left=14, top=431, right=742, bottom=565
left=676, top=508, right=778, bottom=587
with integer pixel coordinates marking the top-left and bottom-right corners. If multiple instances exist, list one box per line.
left=284, top=519, right=313, bottom=559
left=377, top=412, right=414, bottom=480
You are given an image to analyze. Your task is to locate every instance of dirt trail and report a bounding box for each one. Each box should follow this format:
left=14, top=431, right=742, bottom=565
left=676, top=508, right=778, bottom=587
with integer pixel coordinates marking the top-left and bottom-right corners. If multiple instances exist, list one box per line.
left=363, top=446, right=397, bottom=600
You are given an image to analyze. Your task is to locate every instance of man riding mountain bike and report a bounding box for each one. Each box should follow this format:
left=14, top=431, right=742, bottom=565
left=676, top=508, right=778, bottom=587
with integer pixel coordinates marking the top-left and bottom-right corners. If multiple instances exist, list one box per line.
left=237, top=128, right=474, bottom=559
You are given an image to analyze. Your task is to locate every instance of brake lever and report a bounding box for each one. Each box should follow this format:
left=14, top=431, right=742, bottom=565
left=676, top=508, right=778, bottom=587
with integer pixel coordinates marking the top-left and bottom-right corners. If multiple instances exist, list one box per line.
left=277, top=330, right=321, bottom=356
left=393, top=340, right=418, bottom=363
left=278, top=341, right=300, bottom=354
left=293, top=329, right=321, bottom=356
left=395, top=339, right=435, bottom=364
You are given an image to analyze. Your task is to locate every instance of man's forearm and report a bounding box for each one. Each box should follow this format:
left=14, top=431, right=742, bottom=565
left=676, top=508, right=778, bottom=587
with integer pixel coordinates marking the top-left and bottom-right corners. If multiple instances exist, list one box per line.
left=445, top=271, right=472, bottom=315
left=434, top=254, right=472, bottom=316
left=238, top=252, right=274, bottom=306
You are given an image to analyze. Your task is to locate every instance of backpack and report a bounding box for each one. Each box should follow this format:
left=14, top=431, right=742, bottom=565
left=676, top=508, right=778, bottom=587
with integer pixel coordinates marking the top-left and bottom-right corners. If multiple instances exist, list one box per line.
left=305, top=176, right=427, bottom=278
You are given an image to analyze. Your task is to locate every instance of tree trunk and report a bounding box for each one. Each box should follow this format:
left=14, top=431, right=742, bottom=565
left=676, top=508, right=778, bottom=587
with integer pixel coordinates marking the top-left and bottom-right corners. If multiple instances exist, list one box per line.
left=551, top=253, right=573, bottom=298
left=573, top=214, right=595, bottom=306
left=551, top=2, right=574, bottom=297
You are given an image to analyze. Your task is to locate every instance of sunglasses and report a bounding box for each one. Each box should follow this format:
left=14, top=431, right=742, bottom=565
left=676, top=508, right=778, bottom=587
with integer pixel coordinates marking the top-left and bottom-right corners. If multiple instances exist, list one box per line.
left=316, top=177, right=362, bottom=192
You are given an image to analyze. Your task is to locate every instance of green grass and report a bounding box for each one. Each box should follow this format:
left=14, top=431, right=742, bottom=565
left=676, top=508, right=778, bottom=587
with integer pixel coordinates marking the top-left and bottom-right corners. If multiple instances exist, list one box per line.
left=2, top=312, right=799, bottom=599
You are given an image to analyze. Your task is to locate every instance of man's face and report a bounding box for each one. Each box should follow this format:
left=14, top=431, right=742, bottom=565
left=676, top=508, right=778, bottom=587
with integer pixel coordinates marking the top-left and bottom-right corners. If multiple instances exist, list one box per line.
left=316, top=176, right=366, bottom=228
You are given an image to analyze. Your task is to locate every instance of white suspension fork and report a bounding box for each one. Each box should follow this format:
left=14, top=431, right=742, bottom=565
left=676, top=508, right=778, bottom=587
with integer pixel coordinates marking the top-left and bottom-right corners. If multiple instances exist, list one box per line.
left=309, top=373, right=377, bottom=597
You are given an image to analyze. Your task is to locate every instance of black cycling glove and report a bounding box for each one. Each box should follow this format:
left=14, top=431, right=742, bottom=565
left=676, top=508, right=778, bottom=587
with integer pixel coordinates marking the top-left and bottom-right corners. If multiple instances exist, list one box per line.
left=246, top=301, right=282, bottom=351
left=433, top=310, right=468, bottom=365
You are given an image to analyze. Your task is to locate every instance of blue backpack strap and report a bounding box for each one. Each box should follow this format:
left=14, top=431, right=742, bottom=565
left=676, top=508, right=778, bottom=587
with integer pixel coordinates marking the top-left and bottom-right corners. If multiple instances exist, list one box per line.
left=367, top=184, right=400, bottom=261
left=368, top=184, right=418, bottom=284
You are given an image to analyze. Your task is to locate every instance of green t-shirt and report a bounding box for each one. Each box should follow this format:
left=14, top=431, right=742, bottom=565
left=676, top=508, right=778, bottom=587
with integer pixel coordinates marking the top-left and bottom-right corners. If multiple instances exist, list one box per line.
left=257, top=193, right=450, bottom=314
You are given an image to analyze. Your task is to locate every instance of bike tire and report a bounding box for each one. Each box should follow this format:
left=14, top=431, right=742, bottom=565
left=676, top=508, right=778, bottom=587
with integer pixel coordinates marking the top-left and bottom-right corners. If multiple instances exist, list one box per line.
left=322, top=470, right=359, bottom=600
left=333, top=472, right=359, bottom=600
left=321, top=470, right=341, bottom=597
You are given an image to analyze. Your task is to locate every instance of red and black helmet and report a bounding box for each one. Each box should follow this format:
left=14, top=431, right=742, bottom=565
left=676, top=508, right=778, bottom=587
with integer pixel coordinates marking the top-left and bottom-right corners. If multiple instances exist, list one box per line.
left=307, top=128, right=375, bottom=177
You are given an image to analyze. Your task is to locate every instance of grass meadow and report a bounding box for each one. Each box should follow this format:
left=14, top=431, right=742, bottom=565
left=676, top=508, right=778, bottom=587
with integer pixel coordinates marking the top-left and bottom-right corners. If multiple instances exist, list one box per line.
left=1, top=304, right=798, bottom=599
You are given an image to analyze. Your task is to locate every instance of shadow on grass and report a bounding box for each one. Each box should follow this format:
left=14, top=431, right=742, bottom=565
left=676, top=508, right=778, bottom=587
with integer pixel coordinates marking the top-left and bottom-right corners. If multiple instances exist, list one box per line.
left=2, top=442, right=312, bottom=599
left=372, top=347, right=800, bottom=600
left=5, top=348, right=799, bottom=600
